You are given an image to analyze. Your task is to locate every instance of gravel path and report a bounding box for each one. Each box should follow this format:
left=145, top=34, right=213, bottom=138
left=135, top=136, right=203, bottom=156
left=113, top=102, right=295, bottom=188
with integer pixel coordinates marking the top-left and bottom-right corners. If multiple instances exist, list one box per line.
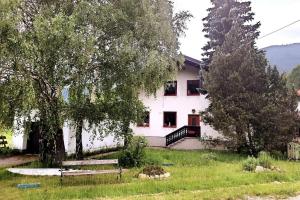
left=0, top=155, right=38, bottom=168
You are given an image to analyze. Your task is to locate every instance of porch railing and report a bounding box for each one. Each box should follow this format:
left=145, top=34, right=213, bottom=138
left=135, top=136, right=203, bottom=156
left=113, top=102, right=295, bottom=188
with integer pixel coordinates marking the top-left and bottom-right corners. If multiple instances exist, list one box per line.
left=165, top=126, right=201, bottom=146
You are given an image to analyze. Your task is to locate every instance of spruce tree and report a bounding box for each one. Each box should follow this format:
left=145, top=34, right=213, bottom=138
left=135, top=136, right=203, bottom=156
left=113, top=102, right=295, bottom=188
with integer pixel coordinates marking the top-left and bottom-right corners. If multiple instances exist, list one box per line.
left=202, top=0, right=260, bottom=70
left=203, top=21, right=299, bottom=154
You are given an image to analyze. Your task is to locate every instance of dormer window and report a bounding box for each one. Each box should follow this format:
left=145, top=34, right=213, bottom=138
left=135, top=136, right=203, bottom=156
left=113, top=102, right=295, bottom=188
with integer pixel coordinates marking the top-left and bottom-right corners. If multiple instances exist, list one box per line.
left=187, top=80, right=200, bottom=96
left=164, top=81, right=177, bottom=96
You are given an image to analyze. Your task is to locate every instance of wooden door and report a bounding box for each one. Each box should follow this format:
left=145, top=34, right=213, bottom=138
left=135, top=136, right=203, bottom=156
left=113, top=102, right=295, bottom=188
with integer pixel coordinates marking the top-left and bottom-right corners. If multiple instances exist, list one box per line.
left=188, top=115, right=200, bottom=126
left=187, top=115, right=200, bottom=137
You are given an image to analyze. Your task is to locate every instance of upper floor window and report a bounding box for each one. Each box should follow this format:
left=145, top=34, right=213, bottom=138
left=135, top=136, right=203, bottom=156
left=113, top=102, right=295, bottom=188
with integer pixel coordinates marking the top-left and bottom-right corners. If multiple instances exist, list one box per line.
left=137, top=111, right=150, bottom=127
left=187, top=80, right=200, bottom=96
left=164, top=81, right=177, bottom=96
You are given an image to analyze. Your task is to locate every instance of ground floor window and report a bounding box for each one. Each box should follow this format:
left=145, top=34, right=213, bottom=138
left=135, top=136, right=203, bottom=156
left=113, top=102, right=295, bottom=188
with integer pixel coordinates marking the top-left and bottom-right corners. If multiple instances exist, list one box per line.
left=163, top=112, right=177, bottom=128
left=137, top=111, right=150, bottom=127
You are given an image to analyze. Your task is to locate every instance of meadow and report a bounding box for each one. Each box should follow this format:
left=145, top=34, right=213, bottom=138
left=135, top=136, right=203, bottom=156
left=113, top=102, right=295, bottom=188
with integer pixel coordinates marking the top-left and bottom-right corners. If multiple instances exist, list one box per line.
left=1, top=149, right=300, bottom=200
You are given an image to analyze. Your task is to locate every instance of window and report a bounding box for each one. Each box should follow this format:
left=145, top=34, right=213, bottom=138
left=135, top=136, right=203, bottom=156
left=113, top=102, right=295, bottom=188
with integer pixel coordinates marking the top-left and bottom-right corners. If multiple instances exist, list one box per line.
left=164, top=81, right=177, bottom=96
left=137, top=112, right=150, bottom=127
left=187, top=80, right=200, bottom=96
left=163, top=112, right=177, bottom=128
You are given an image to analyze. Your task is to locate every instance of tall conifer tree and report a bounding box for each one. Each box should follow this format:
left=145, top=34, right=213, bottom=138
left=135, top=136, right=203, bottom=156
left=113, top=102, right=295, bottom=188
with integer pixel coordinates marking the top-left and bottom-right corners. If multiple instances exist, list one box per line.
left=203, top=19, right=299, bottom=154
left=202, top=0, right=260, bottom=70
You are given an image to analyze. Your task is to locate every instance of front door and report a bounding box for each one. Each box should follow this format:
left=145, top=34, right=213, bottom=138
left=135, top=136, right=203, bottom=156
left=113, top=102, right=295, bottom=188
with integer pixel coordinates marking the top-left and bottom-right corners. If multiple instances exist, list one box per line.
left=187, top=115, right=200, bottom=137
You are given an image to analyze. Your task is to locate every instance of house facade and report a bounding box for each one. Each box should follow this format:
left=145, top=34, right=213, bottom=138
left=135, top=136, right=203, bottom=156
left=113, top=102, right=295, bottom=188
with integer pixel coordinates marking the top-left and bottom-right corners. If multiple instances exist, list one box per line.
left=131, top=56, right=220, bottom=147
left=12, top=55, right=220, bottom=154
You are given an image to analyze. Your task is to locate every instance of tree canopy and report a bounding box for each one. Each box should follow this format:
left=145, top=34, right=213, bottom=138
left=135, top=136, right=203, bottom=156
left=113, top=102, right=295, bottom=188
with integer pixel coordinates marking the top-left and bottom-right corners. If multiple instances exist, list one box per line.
left=202, top=0, right=260, bottom=70
left=0, top=0, right=191, bottom=164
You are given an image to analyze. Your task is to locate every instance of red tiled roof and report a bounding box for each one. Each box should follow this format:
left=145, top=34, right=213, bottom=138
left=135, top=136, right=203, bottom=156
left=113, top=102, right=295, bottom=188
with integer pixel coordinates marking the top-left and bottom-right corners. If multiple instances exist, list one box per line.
left=297, top=90, right=300, bottom=96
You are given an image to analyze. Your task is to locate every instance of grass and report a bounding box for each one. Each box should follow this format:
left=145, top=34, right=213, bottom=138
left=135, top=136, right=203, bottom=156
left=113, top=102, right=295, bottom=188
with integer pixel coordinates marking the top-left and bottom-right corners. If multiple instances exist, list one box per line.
left=1, top=149, right=300, bottom=200
left=0, top=128, right=13, bottom=147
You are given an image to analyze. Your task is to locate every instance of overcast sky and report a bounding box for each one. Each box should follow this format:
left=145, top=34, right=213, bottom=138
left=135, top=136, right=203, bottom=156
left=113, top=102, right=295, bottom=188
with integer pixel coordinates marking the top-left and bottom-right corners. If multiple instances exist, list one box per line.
left=172, top=0, right=300, bottom=60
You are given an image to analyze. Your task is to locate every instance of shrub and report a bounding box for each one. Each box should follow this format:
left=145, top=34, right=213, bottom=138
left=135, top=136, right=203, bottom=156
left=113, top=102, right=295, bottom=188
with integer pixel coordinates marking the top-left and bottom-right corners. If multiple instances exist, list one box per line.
left=270, top=150, right=286, bottom=160
left=118, top=136, right=147, bottom=168
left=142, top=165, right=165, bottom=176
left=258, top=151, right=273, bottom=169
left=243, top=156, right=258, bottom=171
left=144, top=153, right=163, bottom=166
left=0, top=148, right=13, bottom=157
left=201, top=152, right=218, bottom=161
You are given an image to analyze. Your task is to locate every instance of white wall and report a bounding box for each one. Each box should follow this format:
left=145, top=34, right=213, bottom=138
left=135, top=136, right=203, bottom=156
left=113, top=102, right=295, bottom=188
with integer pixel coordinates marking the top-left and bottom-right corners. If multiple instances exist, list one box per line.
left=12, top=118, right=27, bottom=150
left=13, top=119, right=123, bottom=154
left=131, top=65, right=220, bottom=139
left=59, top=121, right=124, bottom=155
left=12, top=110, right=40, bottom=150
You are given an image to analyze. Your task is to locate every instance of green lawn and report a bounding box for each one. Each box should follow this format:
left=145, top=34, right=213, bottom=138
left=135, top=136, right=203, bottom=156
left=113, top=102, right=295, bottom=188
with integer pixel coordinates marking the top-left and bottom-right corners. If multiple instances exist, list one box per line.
left=0, top=128, right=13, bottom=147
left=2, top=149, right=300, bottom=200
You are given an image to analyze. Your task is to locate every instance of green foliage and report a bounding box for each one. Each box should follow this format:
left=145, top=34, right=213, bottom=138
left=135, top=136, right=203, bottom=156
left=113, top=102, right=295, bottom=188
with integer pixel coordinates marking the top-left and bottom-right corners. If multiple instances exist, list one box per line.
left=1, top=0, right=191, bottom=164
left=0, top=147, right=12, bottom=156
left=287, top=65, right=300, bottom=90
left=118, top=136, right=148, bottom=168
left=242, top=151, right=273, bottom=171
left=202, top=0, right=260, bottom=70
left=202, top=4, right=299, bottom=154
left=258, top=151, right=273, bottom=169
left=243, top=156, right=258, bottom=171
left=3, top=149, right=300, bottom=199
left=141, top=165, right=165, bottom=176
left=201, top=152, right=218, bottom=161
left=270, top=150, right=286, bottom=160
left=143, top=153, right=164, bottom=166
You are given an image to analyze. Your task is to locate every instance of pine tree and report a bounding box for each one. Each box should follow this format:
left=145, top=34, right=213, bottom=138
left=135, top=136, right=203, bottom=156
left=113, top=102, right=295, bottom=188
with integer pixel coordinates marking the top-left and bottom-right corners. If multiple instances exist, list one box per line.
left=202, top=0, right=260, bottom=70
left=257, top=67, right=299, bottom=152
left=203, top=21, right=299, bottom=154
left=203, top=21, right=266, bottom=154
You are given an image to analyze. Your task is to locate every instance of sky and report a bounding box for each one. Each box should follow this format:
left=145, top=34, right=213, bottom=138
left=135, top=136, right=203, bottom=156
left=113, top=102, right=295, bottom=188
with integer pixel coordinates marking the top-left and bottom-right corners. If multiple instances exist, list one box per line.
left=172, top=0, right=300, bottom=60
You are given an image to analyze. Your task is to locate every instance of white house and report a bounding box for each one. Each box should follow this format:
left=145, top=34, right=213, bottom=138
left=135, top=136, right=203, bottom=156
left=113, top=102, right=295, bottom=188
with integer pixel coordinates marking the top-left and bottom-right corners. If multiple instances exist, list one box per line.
left=12, top=55, right=220, bottom=154
left=131, top=56, right=220, bottom=148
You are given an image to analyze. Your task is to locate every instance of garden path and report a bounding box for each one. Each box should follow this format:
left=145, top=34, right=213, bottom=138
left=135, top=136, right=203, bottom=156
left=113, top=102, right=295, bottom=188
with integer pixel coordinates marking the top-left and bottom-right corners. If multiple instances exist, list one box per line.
left=0, top=155, right=38, bottom=168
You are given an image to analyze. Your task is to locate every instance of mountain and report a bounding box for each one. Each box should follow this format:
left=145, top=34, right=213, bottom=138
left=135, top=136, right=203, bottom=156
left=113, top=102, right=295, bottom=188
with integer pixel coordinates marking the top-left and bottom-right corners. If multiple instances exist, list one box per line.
left=262, top=43, right=300, bottom=73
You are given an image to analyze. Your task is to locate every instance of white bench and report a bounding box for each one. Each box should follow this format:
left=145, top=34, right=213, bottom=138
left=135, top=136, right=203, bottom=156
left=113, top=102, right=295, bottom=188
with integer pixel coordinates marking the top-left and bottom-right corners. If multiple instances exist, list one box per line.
left=60, top=159, right=122, bottom=183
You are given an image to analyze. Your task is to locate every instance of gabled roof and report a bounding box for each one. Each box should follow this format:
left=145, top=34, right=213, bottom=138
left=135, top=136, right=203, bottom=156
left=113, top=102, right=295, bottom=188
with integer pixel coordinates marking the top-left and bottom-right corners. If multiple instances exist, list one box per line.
left=184, top=55, right=201, bottom=69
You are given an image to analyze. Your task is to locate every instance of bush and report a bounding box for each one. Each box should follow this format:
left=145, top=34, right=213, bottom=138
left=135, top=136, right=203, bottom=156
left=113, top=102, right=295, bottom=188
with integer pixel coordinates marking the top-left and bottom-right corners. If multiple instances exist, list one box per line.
left=258, top=151, right=273, bottom=169
left=201, top=152, right=218, bottom=161
left=144, top=153, right=163, bottom=166
left=142, top=165, right=165, bottom=176
left=0, top=147, right=13, bottom=157
left=243, top=156, right=258, bottom=171
left=270, top=150, right=286, bottom=160
left=118, top=136, right=147, bottom=168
